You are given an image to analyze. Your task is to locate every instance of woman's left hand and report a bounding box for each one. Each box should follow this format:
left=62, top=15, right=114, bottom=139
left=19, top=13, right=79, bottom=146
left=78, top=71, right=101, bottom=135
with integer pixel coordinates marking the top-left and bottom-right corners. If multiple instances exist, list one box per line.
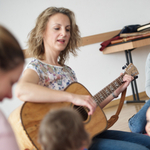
left=119, top=73, right=134, bottom=93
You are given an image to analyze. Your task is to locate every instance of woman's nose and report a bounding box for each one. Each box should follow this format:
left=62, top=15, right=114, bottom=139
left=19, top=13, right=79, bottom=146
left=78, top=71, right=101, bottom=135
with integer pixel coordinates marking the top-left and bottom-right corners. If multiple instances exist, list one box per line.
left=61, top=29, right=66, bottom=37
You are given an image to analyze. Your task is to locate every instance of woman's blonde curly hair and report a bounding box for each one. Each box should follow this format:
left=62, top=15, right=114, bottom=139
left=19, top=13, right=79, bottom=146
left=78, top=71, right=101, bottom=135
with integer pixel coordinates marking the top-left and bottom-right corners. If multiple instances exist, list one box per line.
left=27, top=7, right=81, bottom=65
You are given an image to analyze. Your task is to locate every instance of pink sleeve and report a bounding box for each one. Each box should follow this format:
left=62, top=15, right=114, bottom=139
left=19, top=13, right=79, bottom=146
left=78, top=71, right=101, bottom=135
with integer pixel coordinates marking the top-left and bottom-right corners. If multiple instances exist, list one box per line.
left=0, top=110, right=20, bottom=150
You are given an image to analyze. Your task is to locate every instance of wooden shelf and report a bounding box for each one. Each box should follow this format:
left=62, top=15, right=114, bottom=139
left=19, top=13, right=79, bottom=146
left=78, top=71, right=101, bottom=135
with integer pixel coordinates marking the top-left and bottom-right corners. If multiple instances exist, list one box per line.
left=103, top=37, right=150, bottom=54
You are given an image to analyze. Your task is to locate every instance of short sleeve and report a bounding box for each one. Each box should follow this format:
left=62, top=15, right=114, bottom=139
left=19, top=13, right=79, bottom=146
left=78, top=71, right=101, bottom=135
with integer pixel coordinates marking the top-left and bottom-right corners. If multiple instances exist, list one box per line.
left=24, top=59, right=41, bottom=77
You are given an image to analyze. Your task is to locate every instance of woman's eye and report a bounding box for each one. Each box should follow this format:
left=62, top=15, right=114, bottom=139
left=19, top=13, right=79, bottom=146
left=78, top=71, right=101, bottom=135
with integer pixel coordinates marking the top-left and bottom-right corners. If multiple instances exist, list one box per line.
left=54, top=28, right=59, bottom=30
left=66, top=29, right=70, bottom=32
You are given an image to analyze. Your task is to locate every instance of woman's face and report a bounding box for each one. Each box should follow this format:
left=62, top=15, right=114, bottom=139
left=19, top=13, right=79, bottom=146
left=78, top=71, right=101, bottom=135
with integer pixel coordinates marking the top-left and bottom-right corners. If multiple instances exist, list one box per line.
left=43, top=13, right=71, bottom=54
left=0, top=64, right=23, bottom=102
left=145, top=107, right=150, bottom=136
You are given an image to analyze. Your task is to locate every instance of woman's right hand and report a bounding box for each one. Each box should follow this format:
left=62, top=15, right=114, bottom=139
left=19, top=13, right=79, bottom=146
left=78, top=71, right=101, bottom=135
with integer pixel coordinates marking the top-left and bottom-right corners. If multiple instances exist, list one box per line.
left=70, top=93, right=97, bottom=115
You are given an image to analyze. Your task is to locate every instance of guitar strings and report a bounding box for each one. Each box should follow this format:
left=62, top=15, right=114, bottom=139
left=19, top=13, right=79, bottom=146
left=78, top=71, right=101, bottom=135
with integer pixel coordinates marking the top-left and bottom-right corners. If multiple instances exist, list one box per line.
left=73, top=74, right=125, bottom=117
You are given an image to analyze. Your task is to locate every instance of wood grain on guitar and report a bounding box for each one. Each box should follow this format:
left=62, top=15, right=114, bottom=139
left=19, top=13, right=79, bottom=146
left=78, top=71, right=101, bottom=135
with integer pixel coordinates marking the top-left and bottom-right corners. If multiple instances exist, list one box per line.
left=8, top=63, right=139, bottom=150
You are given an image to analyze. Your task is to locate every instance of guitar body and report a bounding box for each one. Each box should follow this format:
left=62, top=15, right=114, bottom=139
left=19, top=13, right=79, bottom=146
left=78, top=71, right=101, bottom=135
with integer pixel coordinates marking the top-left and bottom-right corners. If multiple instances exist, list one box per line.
left=8, top=105, right=37, bottom=150
left=9, top=82, right=107, bottom=150
left=21, top=82, right=107, bottom=150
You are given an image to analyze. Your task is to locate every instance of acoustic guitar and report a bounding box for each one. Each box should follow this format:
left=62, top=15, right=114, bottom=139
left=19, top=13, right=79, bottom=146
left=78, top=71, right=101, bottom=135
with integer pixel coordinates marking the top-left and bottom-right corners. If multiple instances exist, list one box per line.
left=9, top=63, right=139, bottom=150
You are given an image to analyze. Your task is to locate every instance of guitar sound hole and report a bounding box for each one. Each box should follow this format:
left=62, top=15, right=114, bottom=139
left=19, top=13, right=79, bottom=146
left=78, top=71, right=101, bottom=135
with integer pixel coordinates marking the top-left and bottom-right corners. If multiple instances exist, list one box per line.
left=73, top=105, right=88, bottom=121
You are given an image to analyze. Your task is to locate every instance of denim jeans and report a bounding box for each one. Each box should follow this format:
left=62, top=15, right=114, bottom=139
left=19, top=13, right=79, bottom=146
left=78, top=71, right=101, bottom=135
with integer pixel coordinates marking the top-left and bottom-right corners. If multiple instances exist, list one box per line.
left=128, top=99, right=150, bottom=133
left=89, top=130, right=150, bottom=150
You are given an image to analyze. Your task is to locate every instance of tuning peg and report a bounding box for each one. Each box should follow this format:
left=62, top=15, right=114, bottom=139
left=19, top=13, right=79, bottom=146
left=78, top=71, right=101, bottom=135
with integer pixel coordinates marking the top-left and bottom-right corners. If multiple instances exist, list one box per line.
left=122, top=65, right=127, bottom=69
left=134, top=76, right=138, bottom=80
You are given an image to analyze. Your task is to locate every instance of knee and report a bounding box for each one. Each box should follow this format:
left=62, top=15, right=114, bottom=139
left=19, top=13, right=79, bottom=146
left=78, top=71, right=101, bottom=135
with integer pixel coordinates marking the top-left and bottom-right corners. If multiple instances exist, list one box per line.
left=128, top=115, right=145, bottom=133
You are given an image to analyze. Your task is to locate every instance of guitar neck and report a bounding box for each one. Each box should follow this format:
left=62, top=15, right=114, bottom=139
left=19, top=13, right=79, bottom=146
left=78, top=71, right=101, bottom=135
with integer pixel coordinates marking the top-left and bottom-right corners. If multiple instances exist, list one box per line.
left=94, top=73, right=125, bottom=105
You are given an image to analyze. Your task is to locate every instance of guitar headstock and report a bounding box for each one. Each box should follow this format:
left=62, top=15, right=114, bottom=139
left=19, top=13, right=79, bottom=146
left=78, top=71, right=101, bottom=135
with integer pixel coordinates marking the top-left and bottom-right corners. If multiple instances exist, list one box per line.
left=125, top=63, right=139, bottom=77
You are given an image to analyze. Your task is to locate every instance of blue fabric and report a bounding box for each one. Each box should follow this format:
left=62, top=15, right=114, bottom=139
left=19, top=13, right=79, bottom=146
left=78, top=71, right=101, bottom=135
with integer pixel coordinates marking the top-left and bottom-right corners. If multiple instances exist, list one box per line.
left=128, top=99, right=150, bottom=133
left=89, top=130, right=150, bottom=150
left=128, top=53, right=150, bottom=134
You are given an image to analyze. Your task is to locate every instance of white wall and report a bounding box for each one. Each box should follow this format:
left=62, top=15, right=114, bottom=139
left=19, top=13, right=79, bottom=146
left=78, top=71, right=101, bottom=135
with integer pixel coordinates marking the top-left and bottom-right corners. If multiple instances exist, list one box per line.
left=0, top=0, right=150, bottom=117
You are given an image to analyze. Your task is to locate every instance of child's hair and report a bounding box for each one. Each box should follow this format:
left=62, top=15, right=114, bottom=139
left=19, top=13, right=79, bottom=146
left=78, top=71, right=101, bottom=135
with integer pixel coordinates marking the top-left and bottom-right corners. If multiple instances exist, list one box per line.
left=0, top=25, right=25, bottom=71
left=38, top=107, right=91, bottom=150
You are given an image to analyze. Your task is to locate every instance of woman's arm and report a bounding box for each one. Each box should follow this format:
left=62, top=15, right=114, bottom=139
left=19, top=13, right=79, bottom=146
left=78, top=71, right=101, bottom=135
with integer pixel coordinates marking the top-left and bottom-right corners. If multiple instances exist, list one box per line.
left=16, top=69, right=72, bottom=103
left=100, top=74, right=133, bottom=108
left=15, top=69, right=97, bottom=115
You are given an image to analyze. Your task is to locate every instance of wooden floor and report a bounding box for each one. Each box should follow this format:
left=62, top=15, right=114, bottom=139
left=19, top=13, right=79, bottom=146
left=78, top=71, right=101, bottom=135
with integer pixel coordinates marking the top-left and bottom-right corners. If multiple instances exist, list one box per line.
left=103, top=101, right=147, bottom=132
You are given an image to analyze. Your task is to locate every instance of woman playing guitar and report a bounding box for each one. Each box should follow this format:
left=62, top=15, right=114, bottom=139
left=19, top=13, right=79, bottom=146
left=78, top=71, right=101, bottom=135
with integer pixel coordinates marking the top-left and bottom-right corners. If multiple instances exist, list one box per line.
left=14, top=7, right=150, bottom=150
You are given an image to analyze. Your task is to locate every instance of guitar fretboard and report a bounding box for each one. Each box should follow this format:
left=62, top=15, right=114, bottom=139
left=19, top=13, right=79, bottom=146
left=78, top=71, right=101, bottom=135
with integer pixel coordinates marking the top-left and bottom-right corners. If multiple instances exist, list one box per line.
left=94, top=73, right=125, bottom=105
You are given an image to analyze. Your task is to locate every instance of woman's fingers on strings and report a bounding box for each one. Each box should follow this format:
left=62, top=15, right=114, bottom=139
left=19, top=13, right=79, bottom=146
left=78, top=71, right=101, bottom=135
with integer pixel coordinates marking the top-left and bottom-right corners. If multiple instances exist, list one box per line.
left=85, top=96, right=96, bottom=115
left=72, top=94, right=96, bottom=115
